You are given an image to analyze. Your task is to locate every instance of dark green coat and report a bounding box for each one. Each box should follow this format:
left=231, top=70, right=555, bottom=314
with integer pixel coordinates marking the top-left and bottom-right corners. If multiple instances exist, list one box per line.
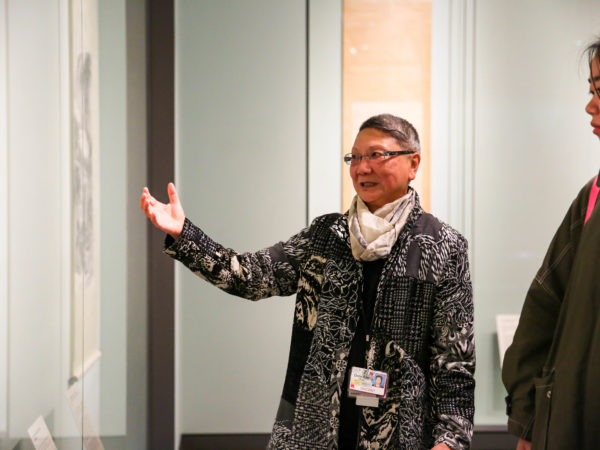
left=502, top=176, right=600, bottom=449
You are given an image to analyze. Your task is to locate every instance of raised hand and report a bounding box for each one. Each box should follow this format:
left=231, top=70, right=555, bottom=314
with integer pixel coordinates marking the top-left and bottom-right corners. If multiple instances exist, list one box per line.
left=140, top=182, right=185, bottom=239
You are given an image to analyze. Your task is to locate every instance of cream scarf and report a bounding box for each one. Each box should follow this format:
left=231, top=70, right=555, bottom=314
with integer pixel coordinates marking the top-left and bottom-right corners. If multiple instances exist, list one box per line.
left=348, top=189, right=415, bottom=261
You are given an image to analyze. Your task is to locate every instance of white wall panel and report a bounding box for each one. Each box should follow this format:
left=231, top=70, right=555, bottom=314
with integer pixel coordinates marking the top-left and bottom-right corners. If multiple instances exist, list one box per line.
left=308, top=0, right=342, bottom=221
left=0, top=0, right=9, bottom=435
left=433, top=0, right=600, bottom=426
left=98, top=0, right=127, bottom=435
left=6, top=0, right=63, bottom=436
left=472, top=0, right=600, bottom=425
left=176, top=0, right=307, bottom=433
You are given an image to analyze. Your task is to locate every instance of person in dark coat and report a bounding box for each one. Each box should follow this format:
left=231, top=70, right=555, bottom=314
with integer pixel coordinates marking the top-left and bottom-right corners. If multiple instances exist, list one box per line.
left=502, top=38, right=600, bottom=450
left=141, top=114, right=475, bottom=449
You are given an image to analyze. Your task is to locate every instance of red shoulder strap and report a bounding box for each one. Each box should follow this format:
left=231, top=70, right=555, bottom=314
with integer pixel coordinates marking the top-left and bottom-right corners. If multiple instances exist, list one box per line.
left=584, top=176, right=600, bottom=224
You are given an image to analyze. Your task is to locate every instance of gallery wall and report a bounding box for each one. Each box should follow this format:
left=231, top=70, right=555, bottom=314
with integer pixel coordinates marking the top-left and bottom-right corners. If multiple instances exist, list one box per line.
left=431, top=0, right=600, bottom=426
left=175, top=0, right=600, bottom=436
left=468, top=0, right=600, bottom=425
left=0, top=0, right=9, bottom=436
left=3, top=0, right=69, bottom=436
left=3, top=0, right=599, bottom=445
left=175, top=0, right=310, bottom=434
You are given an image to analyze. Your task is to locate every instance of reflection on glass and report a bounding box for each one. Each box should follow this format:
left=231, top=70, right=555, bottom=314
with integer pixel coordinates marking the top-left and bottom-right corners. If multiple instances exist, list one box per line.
left=1, top=0, right=146, bottom=448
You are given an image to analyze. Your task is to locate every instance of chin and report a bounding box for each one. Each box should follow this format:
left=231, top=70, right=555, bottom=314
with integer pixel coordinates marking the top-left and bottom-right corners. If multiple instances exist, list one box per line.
left=359, top=195, right=378, bottom=206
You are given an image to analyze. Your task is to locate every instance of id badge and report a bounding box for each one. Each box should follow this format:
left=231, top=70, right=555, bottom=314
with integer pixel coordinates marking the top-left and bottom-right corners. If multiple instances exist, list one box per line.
left=348, top=366, right=388, bottom=408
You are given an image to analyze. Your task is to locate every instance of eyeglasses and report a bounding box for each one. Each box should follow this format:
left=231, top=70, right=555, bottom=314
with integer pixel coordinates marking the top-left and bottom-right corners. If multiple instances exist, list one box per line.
left=343, top=150, right=414, bottom=166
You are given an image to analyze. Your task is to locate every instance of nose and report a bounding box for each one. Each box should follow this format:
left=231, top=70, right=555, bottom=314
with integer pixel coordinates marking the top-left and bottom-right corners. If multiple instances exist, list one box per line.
left=586, top=93, right=600, bottom=116
left=354, top=156, right=372, bottom=174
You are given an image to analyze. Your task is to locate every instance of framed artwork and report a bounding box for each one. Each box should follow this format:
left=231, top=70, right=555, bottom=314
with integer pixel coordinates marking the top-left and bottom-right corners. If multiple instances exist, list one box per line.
left=342, top=0, right=432, bottom=212
left=70, top=0, right=101, bottom=378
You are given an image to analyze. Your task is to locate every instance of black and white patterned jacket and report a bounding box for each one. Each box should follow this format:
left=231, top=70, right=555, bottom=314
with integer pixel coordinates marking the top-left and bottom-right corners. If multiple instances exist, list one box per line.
left=165, top=193, right=475, bottom=449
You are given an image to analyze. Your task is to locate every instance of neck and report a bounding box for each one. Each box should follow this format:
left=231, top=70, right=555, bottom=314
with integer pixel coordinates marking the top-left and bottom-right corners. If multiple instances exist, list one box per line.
left=364, top=189, right=411, bottom=213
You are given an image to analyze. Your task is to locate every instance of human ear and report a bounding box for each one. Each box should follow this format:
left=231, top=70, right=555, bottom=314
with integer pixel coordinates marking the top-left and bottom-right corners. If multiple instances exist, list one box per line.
left=408, top=153, right=421, bottom=180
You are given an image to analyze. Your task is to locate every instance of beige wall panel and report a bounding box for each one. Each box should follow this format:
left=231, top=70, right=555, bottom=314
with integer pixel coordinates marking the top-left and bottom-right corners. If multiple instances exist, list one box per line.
left=343, top=0, right=431, bottom=211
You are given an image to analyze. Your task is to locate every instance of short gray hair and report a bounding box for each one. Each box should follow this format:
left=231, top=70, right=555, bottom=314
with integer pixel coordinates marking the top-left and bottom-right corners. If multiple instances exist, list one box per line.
left=359, top=113, right=421, bottom=154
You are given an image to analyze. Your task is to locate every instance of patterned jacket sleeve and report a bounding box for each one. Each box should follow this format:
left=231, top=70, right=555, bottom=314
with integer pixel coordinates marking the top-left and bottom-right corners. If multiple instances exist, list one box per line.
left=429, top=230, right=475, bottom=450
left=163, top=217, right=313, bottom=300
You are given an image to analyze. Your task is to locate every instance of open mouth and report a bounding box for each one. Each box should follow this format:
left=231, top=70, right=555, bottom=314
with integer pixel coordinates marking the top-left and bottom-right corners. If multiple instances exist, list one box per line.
left=360, top=182, right=377, bottom=188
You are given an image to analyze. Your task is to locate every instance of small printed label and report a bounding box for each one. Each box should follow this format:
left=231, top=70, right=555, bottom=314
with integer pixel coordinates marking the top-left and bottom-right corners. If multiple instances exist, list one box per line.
left=27, top=416, right=57, bottom=450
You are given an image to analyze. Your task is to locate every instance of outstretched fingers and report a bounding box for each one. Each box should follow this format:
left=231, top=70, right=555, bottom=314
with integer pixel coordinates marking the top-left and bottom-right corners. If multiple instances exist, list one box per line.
left=140, top=188, right=148, bottom=210
left=140, top=187, right=158, bottom=218
left=167, top=182, right=179, bottom=206
left=140, top=184, right=184, bottom=239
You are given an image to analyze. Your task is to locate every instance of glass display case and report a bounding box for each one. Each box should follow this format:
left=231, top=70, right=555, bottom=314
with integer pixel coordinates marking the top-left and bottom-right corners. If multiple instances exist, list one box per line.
left=0, top=0, right=147, bottom=448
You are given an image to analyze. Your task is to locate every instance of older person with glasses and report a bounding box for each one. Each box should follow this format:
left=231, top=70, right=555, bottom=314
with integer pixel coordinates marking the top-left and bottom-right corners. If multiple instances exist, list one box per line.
left=141, top=114, right=475, bottom=449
